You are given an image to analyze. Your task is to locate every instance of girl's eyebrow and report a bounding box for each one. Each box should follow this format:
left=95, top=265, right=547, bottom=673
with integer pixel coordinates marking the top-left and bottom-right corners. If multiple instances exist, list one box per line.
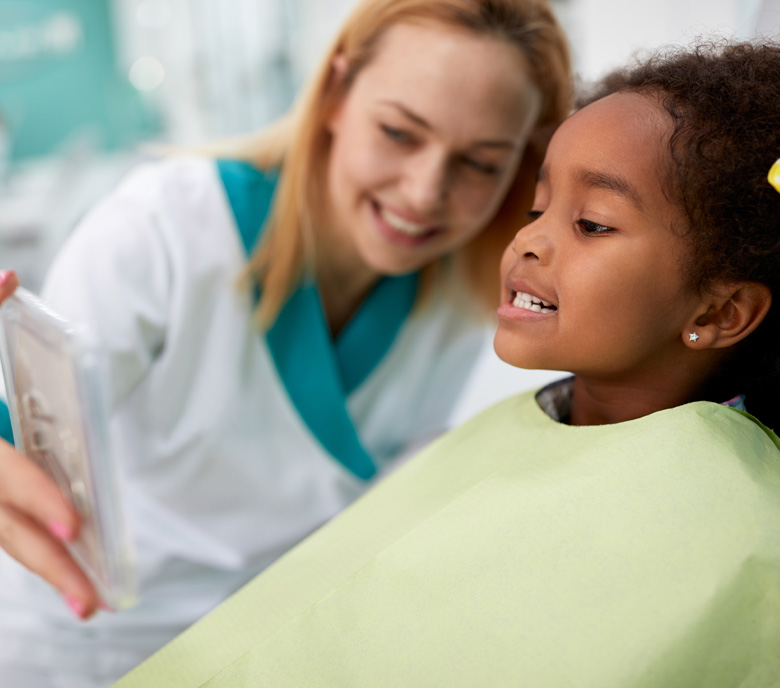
left=536, top=165, right=644, bottom=210
left=377, top=100, right=521, bottom=149
left=574, top=167, right=644, bottom=210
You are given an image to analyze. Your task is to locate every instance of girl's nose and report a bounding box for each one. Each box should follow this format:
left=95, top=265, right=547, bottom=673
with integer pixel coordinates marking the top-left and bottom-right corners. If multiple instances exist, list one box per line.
left=512, top=214, right=553, bottom=263
left=401, top=152, right=449, bottom=215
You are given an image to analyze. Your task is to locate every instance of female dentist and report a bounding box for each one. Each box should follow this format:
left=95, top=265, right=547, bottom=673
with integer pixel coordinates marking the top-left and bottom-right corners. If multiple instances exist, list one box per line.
left=0, top=0, right=572, bottom=685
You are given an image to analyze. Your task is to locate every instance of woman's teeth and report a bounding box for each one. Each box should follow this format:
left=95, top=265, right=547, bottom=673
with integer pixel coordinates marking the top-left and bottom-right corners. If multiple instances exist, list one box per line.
left=379, top=207, right=432, bottom=236
left=512, top=291, right=557, bottom=313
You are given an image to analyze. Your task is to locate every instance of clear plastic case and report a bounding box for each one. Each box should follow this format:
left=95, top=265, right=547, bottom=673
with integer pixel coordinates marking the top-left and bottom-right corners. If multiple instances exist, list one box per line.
left=0, top=288, right=137, bottom=609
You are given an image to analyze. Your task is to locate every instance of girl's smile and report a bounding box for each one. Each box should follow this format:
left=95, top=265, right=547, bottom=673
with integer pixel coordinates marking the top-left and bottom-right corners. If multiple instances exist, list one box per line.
left=497, top=278, right=557, bottom=321
left=495, top=92, right=707, bottom=394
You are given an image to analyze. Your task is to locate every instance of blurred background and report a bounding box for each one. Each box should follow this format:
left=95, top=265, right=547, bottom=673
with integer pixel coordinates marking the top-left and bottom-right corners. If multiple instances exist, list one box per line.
left=0, top=0, right=778, bottom=421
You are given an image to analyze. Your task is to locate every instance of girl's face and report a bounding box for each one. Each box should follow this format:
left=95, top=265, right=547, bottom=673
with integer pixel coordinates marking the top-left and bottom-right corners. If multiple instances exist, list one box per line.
left=495, top=92, right=705, bottom=383
left=324, top=21, right=541, bottom=277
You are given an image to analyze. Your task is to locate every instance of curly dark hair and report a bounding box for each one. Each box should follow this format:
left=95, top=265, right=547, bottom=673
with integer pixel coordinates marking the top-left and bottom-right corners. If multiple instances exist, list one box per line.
left=579, top=40, right=780, bottom=430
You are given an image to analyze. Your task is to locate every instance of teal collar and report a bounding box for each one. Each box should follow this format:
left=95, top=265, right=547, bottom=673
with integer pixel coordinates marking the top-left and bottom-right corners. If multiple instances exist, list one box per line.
left=218, top=159, right=418, bottom=480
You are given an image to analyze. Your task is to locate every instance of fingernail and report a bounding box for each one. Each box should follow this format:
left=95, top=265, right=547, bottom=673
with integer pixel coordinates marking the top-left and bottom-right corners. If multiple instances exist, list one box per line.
left=65, top=595, right=87, bottom=619
left=48, top=520, right=73, bottom=542
left=0, top=271, right=9, bottom=286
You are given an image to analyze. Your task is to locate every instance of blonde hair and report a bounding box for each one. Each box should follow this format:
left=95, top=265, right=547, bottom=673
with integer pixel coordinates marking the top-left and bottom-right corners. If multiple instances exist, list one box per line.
left=232, top=0, right=572, bottom=327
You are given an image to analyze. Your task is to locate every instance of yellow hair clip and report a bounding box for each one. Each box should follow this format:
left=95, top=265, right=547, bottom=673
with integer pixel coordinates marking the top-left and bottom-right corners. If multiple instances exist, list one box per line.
left=770, top=158, right=780, bottom=194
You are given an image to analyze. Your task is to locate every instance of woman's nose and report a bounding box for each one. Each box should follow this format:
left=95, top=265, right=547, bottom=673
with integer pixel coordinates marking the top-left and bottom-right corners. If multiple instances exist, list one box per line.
left=401, top=152, right=449, bottom=215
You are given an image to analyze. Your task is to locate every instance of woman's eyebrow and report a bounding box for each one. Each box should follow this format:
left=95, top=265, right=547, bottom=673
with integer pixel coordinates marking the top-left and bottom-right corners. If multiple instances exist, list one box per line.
left=574, top=167, right=644, bottom=210
left=378, top=100, right=521, bottom=149
left=379, top=100, right=431, bottom=129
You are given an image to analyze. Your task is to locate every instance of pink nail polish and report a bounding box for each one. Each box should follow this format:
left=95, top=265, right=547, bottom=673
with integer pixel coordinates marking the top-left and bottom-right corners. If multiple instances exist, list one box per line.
left=48, top=520, right=73, bottom=542
left=0, top=271, right=8, bottom=286
left=65, top=595, right=87, bottom=619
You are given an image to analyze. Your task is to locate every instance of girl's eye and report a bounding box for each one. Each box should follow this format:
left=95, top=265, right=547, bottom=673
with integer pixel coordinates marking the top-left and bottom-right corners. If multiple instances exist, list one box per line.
left=577, top=218, right=614, bottom=234
left=463, top=157, right=500, bottom=176
left=381, top=124, right=413, bottom=144
left=527, top=210, right=543, bottom=222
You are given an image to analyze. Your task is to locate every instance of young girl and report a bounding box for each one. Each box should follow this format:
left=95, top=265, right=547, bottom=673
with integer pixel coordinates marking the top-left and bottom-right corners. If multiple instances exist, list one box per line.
left=0, top=1, right=571, bottom=686
left=113, top=40, right=780, bottom=687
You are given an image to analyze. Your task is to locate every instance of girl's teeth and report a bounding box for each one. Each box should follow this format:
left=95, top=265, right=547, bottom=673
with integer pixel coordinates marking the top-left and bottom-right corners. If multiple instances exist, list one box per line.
left=512, top=291, right=556, bottom=313
left=379, top=207, right=430, bottom=235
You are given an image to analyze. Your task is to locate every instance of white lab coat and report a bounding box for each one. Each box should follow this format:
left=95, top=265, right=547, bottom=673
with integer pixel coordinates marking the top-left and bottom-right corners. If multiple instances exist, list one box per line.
left=0, top=157, right=487, bottom=686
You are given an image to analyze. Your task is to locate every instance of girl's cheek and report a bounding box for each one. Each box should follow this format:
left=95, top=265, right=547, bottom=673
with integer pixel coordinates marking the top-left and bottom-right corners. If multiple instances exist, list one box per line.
left=499, top=242, right=516, bottom=291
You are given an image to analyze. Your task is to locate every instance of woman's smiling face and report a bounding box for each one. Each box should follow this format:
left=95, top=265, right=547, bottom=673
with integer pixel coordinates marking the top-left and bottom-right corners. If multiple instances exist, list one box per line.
left=324, top=20, right=541, bottom=278
left=495, top=91, right=705, bottom=384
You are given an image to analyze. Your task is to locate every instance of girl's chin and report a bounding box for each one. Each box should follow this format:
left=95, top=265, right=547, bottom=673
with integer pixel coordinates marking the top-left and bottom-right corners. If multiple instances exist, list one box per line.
left=492, top=328, right=551, bottom=371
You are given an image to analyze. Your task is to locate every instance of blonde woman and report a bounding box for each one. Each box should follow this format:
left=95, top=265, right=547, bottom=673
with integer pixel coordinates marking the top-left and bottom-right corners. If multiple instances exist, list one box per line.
left=0, top=0, right=571, bottom=685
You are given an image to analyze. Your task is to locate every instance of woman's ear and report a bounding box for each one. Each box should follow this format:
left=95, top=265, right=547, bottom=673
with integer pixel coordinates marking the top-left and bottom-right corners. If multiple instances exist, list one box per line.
left=324, top=53, right=350, bottom=134
left=331, top=53, right=349, bottom=84
left=683, top=282, right=772, bottom=350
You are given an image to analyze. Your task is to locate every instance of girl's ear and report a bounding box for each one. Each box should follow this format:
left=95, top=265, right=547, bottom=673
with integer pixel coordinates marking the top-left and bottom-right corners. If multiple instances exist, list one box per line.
left=684, top=282, right=772, bottom=350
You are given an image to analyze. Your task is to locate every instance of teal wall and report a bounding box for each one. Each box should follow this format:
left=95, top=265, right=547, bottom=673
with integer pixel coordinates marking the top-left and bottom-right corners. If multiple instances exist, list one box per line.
left=0, top=0, right=157, bottom=161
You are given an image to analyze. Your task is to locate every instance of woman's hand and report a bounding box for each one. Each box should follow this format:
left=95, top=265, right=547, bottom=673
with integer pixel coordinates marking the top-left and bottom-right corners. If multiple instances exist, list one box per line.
left=0, top=270, right=101, bottom=618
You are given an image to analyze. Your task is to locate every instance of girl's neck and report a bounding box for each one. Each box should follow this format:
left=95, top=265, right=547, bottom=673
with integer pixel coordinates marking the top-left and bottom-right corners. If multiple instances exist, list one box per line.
left=569, top=352, right=728, bottom=425
left=569, top=378, right=692, bottom=426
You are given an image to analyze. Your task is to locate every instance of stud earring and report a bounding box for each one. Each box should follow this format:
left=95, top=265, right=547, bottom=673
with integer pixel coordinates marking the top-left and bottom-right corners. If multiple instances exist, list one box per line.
left=688, top=332, right=699, bottom=342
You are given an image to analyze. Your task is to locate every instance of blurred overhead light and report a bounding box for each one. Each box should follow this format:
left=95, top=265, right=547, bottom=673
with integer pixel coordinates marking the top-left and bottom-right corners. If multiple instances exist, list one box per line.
left=44, top=13, right=83, bottom=54
left=129, top=56, right=165, bottom=91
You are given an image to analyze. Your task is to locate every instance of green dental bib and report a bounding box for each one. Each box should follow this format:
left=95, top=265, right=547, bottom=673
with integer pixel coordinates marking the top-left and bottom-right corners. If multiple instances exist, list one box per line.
left=114, top=391, right=780, bottom=688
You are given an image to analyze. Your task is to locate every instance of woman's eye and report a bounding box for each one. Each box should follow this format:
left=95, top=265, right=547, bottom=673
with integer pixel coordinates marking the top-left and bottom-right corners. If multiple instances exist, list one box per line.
left=463, top=157, right=500, bottom=176
left=527, top=210, right=543, bottom=221
left=381, top=124, right=412, bottom=144
left=577, top=218, right=614, bottom=234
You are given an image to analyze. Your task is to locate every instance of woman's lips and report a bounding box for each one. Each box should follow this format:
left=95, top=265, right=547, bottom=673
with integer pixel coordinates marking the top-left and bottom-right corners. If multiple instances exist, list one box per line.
left=371, top=200, right=441, bottom=246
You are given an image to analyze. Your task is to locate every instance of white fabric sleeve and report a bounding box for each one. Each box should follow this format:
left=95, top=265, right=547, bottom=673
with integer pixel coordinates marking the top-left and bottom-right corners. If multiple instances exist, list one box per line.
left=40, top=163, right=173, bottom=407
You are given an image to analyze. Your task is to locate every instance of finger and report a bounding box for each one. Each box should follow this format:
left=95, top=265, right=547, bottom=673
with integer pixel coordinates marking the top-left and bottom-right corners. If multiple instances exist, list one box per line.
left=0, top=502, right=100, bottom=618
left=0, top=440, right=81, bottom=544
left=0, top=270, right=19, bottom=303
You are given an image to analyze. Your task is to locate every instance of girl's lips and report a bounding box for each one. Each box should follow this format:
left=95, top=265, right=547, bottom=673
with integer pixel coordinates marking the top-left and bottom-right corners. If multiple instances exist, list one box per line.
left=504, top=278, right=557, bottom=309
left=370, top=200, right=441, bottom=247
left=498, top=279, right=558, bottom=321
left=497, top=297, right=557, bottom=322
left=510, top=290, right=557, bottom=312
